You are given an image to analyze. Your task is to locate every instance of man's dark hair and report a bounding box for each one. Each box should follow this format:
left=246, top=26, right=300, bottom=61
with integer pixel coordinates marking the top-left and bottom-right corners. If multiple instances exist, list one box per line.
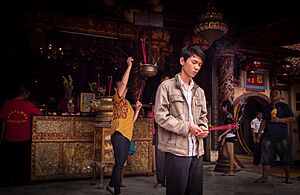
left=270, top=87, right=282, bottom=95
left=256, top=111, right=262, bottom=115
left=179, top=44, right=205, bottom=62
left=221, top=99, right=234, bottom=115
left=17, top=85, right=30, bottom=96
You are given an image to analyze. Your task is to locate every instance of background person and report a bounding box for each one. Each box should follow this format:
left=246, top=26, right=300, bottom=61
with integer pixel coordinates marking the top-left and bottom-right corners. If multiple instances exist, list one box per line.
left=217, top=100, right=242, bottom=176
left=254, top=88, right=295, bottom=184
left=0, top=85, right=43, bottom=187
left=251, top=111, right=263, bottom=166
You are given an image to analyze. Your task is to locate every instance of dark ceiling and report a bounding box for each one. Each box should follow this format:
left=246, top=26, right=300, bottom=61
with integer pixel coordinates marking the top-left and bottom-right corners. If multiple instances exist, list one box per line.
left=1, top=0, right=300, bottom=74
left=2, top=0, right=300, bottom=48
left=0, top=0, right=300, bottom=104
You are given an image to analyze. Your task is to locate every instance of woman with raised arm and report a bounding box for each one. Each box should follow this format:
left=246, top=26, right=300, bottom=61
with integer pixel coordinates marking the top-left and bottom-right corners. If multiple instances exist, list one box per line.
left=106, top=57, right=142, bottom=195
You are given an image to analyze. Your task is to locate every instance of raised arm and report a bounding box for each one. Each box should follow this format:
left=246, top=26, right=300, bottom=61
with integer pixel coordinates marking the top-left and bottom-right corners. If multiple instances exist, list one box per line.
left=133, top=101, right=142, bottom=122
left=117, top=57, right=133, bottom=97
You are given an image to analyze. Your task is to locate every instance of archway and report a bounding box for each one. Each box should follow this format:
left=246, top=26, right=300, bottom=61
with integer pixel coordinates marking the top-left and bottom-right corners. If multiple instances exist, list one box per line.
left=233, top=92, right=270, bottom=155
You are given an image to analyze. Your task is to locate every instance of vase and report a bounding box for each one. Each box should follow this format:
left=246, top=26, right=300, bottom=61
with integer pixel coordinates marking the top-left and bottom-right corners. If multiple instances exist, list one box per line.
left=90, top=96, right=113, bottom=122
left=67, top=98, right=75, bottom=114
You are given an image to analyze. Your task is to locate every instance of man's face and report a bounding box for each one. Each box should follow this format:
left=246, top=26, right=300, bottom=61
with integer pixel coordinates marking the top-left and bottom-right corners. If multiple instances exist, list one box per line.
left=180, top=54, right=203, bottom=78
left=270, top=89, right=282, bottom=102
left=257, top=112, right=263, bottom=120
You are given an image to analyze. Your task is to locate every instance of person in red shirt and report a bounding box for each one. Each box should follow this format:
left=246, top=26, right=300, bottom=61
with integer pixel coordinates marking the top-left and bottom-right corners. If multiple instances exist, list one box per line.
left=0, top=85, right=43, bottom=187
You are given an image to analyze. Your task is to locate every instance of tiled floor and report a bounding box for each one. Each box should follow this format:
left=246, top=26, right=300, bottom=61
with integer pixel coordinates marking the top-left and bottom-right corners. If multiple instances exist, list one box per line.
left=1, top=163, right=300, bottom=195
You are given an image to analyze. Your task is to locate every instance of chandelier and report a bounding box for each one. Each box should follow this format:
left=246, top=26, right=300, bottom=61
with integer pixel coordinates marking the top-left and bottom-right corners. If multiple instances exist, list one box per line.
left=193, top=2, right=228, bottom=46
left=240, top=56, right=261, bottom=73
left=39, top=43, right=64, bottom=60
left=279, top=60, right=295, bottom=77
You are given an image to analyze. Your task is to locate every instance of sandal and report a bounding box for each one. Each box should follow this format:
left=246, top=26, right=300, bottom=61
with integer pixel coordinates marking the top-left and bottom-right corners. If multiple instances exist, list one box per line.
left=234, top=168, right=242, bottom=173
left=221, top=172, right=234, bottom=176
left=105, top=185, right=114, bottom=195
left=253, top=178, right=268, bottom=183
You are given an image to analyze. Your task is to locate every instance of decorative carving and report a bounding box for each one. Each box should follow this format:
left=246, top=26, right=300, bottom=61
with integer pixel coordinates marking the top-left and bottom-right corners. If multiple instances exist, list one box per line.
left=218, top=49, right=235, bottom=105
left=31, top=116, right=95, bottom=180
left=92, top=118, right=153, bottom=188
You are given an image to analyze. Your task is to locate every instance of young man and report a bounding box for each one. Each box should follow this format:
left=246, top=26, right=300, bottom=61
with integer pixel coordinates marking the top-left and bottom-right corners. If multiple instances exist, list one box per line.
left=251, top=111, right=263, bottom=166
left=154, top=44, right=209, bottom=195
left=254, top=88, right=295, bottom=184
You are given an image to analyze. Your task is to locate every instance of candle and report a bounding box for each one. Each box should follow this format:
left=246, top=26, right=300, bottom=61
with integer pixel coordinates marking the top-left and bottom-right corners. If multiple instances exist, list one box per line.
left=137, top=82, right=145, bottom=101
left=141, top=38, right=147, bottom=64
left=108, top=76, right=112, bottom=96
left=97, top=74, right=100, bottom=87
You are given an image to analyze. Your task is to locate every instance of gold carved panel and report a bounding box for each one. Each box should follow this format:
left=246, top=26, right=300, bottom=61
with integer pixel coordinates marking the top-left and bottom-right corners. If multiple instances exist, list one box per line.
left=133, top=117, right=153, bottom=139
left=32, top=116, right=94, bottom=141
left=63, top=142, right=94, bottom=175
left=125, top=140, right=152, bottom=175
left=31, top=142, right=62, bottom=179
left=31, top=116, right=95, bottom=180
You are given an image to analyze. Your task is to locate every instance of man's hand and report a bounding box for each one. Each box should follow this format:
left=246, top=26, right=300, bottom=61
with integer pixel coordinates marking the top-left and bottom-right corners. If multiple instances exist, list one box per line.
left=197, top=130, right=209, bottom=138
left=189, top=122, right=209, bottom=138
left=271, top=117, right=282, bottom=123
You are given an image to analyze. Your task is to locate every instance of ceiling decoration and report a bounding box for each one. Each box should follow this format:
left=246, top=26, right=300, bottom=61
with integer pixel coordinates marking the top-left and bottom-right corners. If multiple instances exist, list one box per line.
left=193, top=1, right=228, bottom=48
left=282, top=43, right=300, bottom=77
left=239, top=56, right=261, bottom=74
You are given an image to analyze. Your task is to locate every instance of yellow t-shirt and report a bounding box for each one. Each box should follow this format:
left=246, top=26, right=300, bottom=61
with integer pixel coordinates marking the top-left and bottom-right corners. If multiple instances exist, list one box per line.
left=111, top=93, right=134, bottom=141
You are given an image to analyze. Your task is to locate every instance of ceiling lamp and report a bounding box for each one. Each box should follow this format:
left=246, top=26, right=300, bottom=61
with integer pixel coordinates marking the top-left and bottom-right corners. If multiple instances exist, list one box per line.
left=240, top=56, right=261, bottom=73
left=39, top=43, right=64, bottom=60
left=280, top=60, right=295, bottom=76
left=193, top=2, right=228, bottom=46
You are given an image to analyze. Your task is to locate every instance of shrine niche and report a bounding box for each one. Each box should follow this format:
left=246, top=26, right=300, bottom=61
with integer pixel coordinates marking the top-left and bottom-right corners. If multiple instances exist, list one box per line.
left=244, top=69, right=268, bottom=92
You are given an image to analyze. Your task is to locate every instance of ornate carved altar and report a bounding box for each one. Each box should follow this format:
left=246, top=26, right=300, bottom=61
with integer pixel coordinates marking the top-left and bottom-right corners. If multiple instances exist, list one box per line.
left=31, top=116, right=153, bottom=182
left=31, top=116, right=95, bottom=180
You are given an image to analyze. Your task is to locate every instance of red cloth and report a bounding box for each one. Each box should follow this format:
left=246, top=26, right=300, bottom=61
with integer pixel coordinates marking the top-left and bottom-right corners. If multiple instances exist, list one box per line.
left=146, top=111, right=155, bottom=135
left=0, top=98, right=43, bottom=142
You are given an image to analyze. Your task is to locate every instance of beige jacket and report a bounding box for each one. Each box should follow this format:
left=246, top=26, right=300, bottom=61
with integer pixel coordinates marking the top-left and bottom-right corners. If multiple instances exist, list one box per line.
left=154, top=74, right=208, bottom=157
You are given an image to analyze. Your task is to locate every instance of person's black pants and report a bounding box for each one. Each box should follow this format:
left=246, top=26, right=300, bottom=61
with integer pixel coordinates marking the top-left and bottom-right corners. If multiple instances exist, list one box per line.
left=253, top=134, right=263, bottom=165
left=165, top=152, right=203, bottom=195
left=109, top=131, right=130, bottom=194
left=0, top=140, right=31, bottom=187
left=253, top=142, right=262, bottom=165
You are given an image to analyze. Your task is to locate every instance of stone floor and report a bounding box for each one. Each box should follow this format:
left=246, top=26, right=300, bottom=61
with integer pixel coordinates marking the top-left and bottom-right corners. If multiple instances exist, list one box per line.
left=1, top=163, right=300, bottom=195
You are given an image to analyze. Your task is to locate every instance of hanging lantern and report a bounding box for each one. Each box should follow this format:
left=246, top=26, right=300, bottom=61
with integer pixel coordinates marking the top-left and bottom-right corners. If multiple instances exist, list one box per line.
left=193, top=2, right=228, bottom=46
left=280, top=60, right=294, bottom=76
left=240, top=56, right=261, bottom=73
